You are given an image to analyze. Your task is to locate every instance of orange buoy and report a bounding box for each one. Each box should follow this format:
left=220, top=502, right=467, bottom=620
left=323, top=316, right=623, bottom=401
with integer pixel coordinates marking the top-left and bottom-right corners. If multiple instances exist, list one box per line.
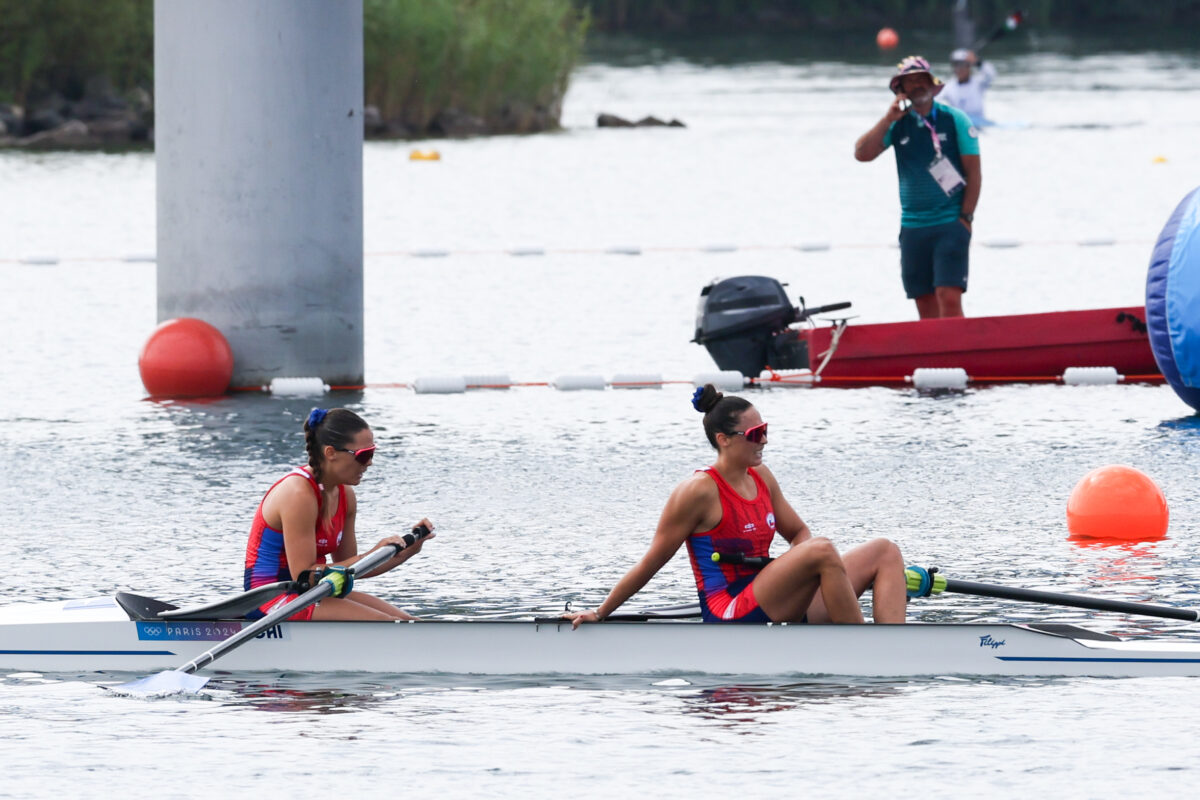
left=1066, top=465, right=1169, bottom=541
left=876, top=28, right=899, bottom=50
left=138, top=318, right=234, bottom=398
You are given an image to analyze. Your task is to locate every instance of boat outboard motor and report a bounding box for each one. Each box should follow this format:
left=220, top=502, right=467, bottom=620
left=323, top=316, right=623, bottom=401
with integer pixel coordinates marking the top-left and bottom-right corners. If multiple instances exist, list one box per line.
left=692, top=276, right=850, bottom=377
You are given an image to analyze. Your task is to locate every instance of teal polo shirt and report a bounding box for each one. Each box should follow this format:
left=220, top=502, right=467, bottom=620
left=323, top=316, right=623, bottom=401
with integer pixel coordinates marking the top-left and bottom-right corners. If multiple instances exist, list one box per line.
left=882, top=101, right=980, bottom=228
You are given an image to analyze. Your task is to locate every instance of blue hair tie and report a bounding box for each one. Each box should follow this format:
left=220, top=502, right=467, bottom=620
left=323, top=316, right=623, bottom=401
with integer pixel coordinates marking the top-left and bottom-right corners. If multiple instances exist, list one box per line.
left=307, top=408, right=328, bottom=428
left=691, top=386, right=705, bottom=412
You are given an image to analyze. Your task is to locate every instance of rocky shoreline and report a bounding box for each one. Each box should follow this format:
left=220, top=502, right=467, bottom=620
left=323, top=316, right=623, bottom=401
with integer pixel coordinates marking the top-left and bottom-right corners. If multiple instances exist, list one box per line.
left=1, top=83, right=677, bottom=149
left=0, top=79, right=154, bottom=149
left=0, top=89, right=568, bottom=150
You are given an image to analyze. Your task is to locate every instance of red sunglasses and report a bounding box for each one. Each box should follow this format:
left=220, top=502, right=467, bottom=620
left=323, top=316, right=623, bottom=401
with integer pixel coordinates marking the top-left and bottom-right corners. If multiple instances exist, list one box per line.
left=729, top=422, right=768, bottom=444
left=338, top=445, right=376, bottom=465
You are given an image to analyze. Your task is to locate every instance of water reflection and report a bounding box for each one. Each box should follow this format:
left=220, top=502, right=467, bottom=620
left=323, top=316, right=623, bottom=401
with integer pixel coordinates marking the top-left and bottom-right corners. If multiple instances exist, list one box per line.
left=677, top=679, right=905, bottom=726
left=211, top=675, right=390, bottom=714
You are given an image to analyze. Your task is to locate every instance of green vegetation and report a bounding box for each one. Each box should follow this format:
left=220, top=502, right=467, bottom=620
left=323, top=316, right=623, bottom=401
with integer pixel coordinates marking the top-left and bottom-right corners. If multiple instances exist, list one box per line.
left=0, top=0, right=587, bottom=137
left=0, top=0, right=151, bottom=107
left=365, top=0, right=588, bottom=133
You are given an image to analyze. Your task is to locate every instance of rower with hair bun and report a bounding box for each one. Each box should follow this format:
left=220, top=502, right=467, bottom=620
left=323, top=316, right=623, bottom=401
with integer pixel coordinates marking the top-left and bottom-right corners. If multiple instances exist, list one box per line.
left=566, top=385, right=907, bottom=627
left=243, top=407, right=435, bottom=621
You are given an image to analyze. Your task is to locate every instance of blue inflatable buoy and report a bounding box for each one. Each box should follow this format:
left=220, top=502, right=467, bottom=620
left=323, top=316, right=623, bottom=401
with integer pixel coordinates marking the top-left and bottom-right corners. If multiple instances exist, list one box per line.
left=1147, top=186, right=1200, bottom=412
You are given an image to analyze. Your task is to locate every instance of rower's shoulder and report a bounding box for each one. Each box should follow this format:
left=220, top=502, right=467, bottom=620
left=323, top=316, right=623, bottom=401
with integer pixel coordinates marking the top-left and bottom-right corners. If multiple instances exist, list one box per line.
left=750, top=465, right=784, bottom=494
left=676, top=470, right=720, bottom=500
left=751, top=464, right=778, bottom=482
left=270, top=472, right=319, bottom=505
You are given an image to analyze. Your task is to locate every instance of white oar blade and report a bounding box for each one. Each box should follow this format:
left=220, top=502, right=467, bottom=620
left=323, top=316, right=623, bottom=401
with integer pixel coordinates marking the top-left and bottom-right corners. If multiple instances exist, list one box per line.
left=107, top=670, right=209, bottom=698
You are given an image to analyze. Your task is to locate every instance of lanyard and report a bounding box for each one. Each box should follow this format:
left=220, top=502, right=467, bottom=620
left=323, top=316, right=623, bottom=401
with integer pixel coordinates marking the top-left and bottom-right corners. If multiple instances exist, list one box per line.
left=915, top=106, right=943, bottom=158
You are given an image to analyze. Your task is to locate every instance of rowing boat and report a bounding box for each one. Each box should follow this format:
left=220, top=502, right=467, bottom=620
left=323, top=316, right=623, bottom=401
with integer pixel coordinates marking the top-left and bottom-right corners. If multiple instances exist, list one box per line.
left=4, top=592, right=1200, bottom=679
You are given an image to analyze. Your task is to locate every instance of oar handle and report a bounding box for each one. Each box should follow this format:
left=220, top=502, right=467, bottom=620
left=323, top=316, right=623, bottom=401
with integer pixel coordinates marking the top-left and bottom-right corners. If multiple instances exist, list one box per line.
left=711, top=552, right=772, bottom=568
left=393, top=524, right=432, bottom=553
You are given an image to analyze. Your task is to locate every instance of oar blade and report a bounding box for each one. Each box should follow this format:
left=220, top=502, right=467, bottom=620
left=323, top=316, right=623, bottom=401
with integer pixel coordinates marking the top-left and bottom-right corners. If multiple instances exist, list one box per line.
left=107, top=669, right=210, bottom=698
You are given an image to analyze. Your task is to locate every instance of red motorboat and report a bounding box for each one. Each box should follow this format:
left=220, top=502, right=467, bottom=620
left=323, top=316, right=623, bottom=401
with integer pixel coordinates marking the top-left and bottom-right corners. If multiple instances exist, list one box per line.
left=798, top=306, right=1160, bottom=385
left=693, top=276, right=1162, bottom=386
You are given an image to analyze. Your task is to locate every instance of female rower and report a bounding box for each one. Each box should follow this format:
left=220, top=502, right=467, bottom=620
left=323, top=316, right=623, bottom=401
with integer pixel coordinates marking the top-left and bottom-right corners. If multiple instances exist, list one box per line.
left=243, top=407, right=434, bottom=620
left=567, top=385, right=906, bottom=627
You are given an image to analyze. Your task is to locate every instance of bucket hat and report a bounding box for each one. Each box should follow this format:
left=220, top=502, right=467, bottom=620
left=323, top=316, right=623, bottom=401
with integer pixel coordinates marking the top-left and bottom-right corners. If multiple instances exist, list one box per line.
left=888, top=55, right=944, bottom=96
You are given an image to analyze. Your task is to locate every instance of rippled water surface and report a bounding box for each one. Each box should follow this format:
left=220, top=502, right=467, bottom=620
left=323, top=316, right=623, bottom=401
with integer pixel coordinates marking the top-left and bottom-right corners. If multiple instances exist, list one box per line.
left=4, top=37, right=1200, bottom=798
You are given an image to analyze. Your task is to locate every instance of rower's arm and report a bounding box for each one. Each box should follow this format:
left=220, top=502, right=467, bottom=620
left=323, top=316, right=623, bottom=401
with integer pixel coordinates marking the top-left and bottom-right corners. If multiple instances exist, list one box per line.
left=754, top=465, right=811, bottom=544
left=331, top=488, right=359, bottom=564
left=331, top=490, right=431, bottom=578
left=590, top=479, right=712, bottom=621
left=274, top=481, right=324, bottom=581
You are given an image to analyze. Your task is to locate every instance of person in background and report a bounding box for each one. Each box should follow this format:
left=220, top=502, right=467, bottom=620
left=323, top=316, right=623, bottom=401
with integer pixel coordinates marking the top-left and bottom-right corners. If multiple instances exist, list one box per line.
left=565, top=385, right=907, bottom=628
left=939, top=48, right=997, bottom=126
left=854, top=55, right=981, bottom=320
left=243, top=407, right=434, bottom=620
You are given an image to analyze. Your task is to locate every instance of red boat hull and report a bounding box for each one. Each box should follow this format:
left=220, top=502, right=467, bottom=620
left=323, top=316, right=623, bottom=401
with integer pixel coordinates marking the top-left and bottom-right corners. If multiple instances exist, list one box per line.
left=799, top=306, right=1162, bottom=384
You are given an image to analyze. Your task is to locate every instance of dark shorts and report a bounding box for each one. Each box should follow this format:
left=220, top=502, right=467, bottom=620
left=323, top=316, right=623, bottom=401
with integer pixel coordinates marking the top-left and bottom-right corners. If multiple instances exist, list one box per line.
left=899, top=221, right=971, bottom=299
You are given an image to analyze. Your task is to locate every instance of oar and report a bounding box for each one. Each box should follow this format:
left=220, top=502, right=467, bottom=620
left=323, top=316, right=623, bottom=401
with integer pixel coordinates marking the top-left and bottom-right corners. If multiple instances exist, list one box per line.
left=906, top=566, right=1200, bottom=622
left=604, top=602, right=701, bottom=621
left=972, top=10, right=1026, bottom=52
left=111, top=525, right=432, bottom=696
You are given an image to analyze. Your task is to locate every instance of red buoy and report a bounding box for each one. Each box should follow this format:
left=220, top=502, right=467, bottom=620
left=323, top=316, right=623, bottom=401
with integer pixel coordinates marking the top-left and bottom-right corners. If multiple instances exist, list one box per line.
left=1066, top=465, right=1169, bottom=541
left=876, top=28, right=899, bottom=50
left=139, top=318, right=234, bottom=398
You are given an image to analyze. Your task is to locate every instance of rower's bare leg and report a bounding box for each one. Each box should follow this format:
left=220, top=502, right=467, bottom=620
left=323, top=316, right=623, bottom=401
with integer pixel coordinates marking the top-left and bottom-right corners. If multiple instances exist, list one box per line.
left=343, top=590, right=417, bottom=620
left=311, top=596, right=398, bottom=621
left=806, top=538, right=907, bottom=623
left=752, top=537, right=864, bottom=624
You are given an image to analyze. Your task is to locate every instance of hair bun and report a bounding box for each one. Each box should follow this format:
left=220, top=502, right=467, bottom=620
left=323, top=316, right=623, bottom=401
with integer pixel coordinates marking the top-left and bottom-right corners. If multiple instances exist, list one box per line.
left=691, top=384, right=723, bottom=414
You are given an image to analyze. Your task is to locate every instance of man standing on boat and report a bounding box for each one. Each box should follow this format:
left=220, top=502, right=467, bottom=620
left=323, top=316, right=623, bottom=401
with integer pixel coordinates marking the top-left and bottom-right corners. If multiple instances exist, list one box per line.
left=854, top=56, right=981, bottom=320
left=939, top=48, right=996, bottom=127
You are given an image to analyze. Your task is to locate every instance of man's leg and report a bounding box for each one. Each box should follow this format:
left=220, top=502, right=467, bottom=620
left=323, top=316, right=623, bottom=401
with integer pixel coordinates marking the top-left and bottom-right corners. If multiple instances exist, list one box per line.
left=914, top=293, right=941, bottom=318
left=932, top=221, right=970, bottom=318
left=936, top=286, right=964, bottom=317
left=900, top=226, right=937, bottom=317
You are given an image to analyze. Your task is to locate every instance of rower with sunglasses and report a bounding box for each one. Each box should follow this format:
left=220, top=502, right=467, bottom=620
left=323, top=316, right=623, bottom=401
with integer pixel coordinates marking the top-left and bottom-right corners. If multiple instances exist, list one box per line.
left=243, top=407, right=434, bottom=620
left=566, top=385, right=907, bottom=626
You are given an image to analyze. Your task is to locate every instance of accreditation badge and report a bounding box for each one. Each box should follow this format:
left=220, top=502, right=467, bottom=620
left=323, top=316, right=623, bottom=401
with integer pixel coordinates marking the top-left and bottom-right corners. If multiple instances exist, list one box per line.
left=927, top=155, right=965, bottom=195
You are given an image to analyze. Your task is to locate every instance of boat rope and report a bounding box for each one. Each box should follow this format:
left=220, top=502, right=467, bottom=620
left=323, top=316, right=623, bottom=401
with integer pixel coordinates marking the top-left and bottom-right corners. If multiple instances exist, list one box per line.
left=812, top=319, right=848, bottom=378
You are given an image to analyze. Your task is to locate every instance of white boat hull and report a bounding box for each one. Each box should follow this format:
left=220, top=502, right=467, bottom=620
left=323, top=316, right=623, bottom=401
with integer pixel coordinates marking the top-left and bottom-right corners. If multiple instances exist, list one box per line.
left=3, top=596, right=1200, bottom=678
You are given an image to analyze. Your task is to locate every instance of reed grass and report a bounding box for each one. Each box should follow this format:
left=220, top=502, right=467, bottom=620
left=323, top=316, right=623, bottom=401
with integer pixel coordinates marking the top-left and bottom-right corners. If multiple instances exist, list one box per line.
left=0, top=0, right=586, bottom=137
left=0, top=0, right=151, bottom=107
left=364, top=0, right=589, bottom=132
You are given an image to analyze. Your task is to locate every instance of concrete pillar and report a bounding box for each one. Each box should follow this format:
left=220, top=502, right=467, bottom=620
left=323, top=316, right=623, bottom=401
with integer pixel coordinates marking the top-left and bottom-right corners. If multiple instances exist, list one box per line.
left=155, top=0, right=364, bottom=387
